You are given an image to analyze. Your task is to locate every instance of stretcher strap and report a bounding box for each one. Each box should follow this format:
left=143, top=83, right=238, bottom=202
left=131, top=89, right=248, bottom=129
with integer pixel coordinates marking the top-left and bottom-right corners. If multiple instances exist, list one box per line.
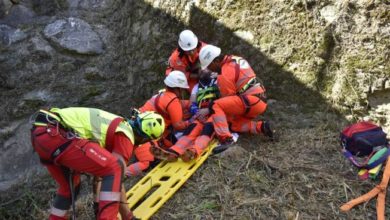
left=340, top=157, right=390, bottom=220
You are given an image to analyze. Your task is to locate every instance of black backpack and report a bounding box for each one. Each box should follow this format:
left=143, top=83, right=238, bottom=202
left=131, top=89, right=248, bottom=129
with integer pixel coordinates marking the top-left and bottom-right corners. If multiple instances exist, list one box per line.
left=340, top=121, right=389, bottom=169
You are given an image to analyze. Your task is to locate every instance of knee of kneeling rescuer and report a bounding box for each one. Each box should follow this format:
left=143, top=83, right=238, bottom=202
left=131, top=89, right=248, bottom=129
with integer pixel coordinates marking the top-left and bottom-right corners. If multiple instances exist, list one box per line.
left=52, top=194, right=72, bottom=212
left=97, top=159, right=124, bottom=219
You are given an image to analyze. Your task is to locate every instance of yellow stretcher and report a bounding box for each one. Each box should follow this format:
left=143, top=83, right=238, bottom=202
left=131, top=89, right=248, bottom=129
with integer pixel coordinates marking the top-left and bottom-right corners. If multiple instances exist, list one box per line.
left=126, top=140, right=218, bottom=220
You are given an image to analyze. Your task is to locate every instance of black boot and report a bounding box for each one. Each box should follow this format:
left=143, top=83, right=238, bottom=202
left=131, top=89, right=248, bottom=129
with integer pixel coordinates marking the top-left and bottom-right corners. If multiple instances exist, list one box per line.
left=261, top=121, right=274, bottom=140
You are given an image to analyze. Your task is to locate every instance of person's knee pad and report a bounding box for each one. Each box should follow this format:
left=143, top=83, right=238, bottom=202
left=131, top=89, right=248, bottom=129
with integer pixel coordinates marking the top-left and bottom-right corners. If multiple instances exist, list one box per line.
left=200, top=122, right=214, bottom=137
left=101, top=160, right=123, bottom=192
left=101, top=175, right=115, bottom=192
left=53, top=194, right=72, bottom=211
left=117, top=159, right=124, bottom=182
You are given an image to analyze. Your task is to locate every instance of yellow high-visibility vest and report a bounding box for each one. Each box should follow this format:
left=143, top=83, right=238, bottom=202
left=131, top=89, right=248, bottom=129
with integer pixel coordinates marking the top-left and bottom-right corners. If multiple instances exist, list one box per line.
left=50, top=107, right=134, bottom=147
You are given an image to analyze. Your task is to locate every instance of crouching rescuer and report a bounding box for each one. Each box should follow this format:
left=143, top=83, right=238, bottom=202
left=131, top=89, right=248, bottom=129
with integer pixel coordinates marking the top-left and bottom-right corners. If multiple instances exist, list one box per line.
left=198, top=44, right=273, bottom=143
left=30, top=107, right=164, bottom=220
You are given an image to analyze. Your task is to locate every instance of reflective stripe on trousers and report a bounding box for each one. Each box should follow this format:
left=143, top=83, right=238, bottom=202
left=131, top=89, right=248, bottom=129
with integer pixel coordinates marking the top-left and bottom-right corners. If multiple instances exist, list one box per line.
left=50, top=207, right=67, bottom=217
left=99, top=191, right=121, bottom=201
left=212, top=115, right=230, bottom=138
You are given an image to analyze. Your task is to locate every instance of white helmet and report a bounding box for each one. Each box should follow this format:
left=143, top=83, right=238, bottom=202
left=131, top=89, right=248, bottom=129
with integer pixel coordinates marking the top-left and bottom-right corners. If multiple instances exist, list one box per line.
left=199, top=44, right=221, bottom=70
left=164, top=71, right=189, bottom=89
left=178, top=30, right=198, bottom=51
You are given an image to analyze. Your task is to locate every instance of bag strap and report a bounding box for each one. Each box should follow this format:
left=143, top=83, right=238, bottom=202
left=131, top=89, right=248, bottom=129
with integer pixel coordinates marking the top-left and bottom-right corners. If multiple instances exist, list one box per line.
left=343, top=147, right=390, bottom=169
left=342, top=149, right=370, bottom=168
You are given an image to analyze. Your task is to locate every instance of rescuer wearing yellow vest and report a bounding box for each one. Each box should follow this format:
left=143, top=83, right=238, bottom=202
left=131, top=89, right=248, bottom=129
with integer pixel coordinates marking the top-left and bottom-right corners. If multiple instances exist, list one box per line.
left=31, top=107, right=165, bottom=220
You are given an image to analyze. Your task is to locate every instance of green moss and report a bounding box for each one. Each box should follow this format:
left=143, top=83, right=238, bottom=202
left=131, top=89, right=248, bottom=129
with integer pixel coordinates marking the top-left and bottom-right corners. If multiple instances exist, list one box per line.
left=317, top=30, right=335, bottom=59
left=345, top=55, right=382, bottom=73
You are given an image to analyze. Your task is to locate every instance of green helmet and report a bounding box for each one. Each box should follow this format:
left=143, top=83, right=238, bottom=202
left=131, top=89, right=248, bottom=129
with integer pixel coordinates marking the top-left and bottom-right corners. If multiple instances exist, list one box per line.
left=134, top=111, right=165, bottom=140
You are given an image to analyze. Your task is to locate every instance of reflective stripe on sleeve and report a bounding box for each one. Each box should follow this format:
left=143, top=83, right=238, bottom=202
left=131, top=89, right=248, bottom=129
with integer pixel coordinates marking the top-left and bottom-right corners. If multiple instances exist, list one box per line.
left=130, top=163, right=142, bottom=175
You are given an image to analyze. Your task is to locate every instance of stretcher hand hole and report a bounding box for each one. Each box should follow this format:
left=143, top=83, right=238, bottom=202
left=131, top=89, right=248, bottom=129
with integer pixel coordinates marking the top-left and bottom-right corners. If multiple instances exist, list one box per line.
left=141, top=177, right=151, bottom=185
left=170, top=179, right=180, bottom=188
left=159, top=176, right=170, bottom=181
left=159, top=161, right=168, bottom=168
left=151, top=197, right=162, bottom=208
left=130, top=184, right=161, bottom=211
left=187, top=163, right=196, bottom=171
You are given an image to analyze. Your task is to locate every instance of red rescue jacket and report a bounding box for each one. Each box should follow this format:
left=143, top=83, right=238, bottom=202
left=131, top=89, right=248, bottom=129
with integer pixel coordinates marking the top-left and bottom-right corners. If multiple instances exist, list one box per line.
left=165, top=41, right=208, bottom=90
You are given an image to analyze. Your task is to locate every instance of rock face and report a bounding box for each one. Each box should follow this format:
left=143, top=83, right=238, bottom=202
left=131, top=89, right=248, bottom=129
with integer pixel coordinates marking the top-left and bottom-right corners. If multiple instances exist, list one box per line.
left=43, top=18, right=104, bottom=55
left=0, top=24, right=27, bottom=47
left=0, top=0, right=388, bottom=189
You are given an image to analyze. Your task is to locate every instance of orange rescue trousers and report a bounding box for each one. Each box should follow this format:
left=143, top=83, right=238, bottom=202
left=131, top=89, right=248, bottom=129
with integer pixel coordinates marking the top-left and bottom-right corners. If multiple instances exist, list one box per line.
left=211, top=94, right=267, bottom=140
left=147, top=118, right=215, bottom=162
left=170, top=118, right=214, bottom=160
left=126, top=129, right=177, bottom=176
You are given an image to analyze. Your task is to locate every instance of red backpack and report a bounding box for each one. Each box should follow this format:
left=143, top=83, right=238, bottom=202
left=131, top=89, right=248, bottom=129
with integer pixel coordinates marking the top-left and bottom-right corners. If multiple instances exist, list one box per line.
left=340, top=121, right=389, bottom=169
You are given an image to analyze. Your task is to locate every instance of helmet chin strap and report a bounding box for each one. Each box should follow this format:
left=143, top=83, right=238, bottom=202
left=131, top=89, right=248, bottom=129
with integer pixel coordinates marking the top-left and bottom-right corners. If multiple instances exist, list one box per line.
left=128, top=119, right=149, bottom=140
